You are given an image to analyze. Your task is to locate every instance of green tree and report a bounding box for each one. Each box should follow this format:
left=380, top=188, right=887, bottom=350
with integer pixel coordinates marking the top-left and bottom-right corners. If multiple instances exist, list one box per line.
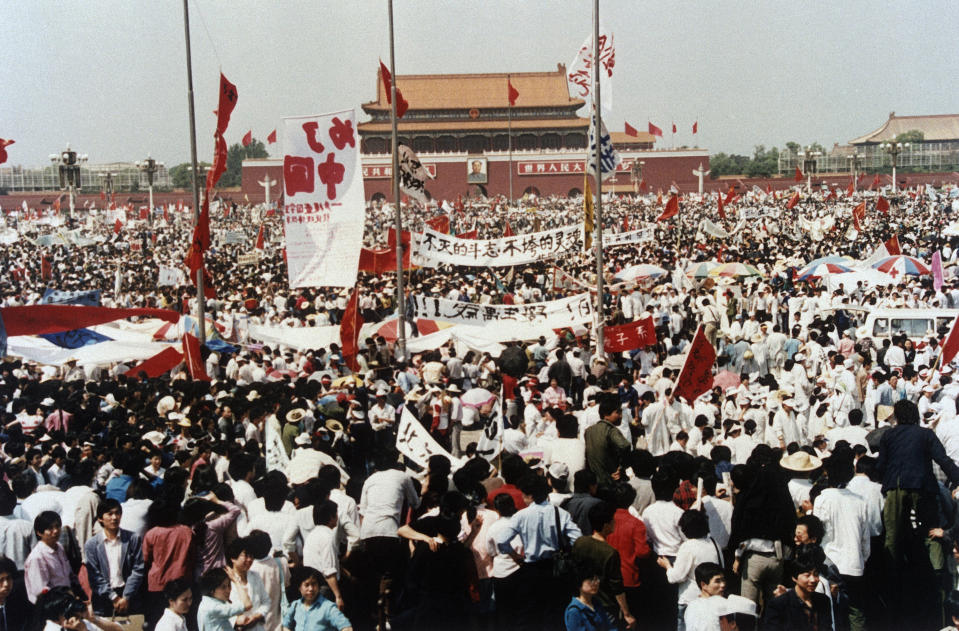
left=784, top=141, right=801, bottom=155
left=220, top=139, right=269, bottom=187
left=746, top=145, right=779, bottom=177
left=169, top=161, right=211, bottom=189
left=894, top=129, right=924, bottom=144
left=709, top=152, right=752, bottom=177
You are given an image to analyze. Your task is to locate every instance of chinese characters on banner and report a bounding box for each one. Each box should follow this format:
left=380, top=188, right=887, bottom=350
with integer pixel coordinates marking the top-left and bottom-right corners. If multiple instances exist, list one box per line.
left=567, top=28, right=614, bottom=113
left=409, top=292, right=595, bottom=328
left=412, top=225, right=582, bottom=268
left=282, top=110, right=364, bottom=288
left=587, top=115, right=622, bottom=182
left=397, top=407, right=460, bottom=468
left=603, top=316, right=657, bottom=353
left=602, top=228, right=653, bottom=248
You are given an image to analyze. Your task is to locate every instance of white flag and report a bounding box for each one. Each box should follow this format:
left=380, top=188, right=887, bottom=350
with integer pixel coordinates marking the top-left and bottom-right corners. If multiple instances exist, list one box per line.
left=397, top=145, right=432, bottom=205
left=587, top=116, right=622, bottom=182
left=567, top=27, right=614, bottom=113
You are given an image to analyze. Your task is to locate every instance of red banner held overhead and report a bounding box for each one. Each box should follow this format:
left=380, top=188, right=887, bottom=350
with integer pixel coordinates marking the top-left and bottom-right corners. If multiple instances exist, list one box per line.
left=125, top=347, right=184, bottom=379
left=181, top=332, right=210, bottom=381
left=673, top=326, right=716, bottom=403
left=604, top=317, right=657, bottom=353
left=340, top=288, right=364, bottom=371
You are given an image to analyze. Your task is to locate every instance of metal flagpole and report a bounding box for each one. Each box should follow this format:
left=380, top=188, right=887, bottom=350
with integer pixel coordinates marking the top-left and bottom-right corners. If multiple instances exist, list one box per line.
left=388, top=0, right=406, bottom=361
left=508, top=74, right=514, bottom=208
left=182, top=0, right=206, bottom=345
left=592, top=0, right=605, bottom=355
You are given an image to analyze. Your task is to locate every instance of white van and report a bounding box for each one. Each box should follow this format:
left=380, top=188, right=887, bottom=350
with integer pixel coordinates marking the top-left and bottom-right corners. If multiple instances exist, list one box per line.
left=856, top=308, right=959, bottom=344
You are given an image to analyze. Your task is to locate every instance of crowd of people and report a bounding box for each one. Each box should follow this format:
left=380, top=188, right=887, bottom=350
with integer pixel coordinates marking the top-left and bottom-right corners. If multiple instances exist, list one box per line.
left=1, top=182, right=959, bottom=631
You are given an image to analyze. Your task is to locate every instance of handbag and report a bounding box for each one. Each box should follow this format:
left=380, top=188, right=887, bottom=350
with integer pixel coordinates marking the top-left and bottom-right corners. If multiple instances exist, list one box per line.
left=551, top=506, right=575, bottom=581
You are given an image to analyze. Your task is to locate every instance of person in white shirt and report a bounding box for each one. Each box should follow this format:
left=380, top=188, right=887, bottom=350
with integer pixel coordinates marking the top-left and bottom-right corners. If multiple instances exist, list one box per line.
left=154, top=578, right=193, bottom=631
left=658, top=511, right=723, bottom=628
left=302, top=500, right=344, bottom=611
left=642, top=471, right=685, bottom=558
left=224, top=539, right=270, bottom=631
left=245, top=530, right=289, bottom=631
left=485, top=493, right=524, bottom=626
left=682, top=562, right=728, bottom=631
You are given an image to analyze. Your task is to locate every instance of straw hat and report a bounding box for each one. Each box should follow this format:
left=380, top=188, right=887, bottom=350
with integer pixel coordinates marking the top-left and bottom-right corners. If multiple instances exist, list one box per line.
left=779, top=451, right=822, bottom=472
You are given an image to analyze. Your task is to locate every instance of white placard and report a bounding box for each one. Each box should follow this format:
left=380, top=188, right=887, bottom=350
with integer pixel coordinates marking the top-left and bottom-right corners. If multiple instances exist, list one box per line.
left=409, top=293, right=594, bottom=328
left=412, top=225, right=582, bottom=268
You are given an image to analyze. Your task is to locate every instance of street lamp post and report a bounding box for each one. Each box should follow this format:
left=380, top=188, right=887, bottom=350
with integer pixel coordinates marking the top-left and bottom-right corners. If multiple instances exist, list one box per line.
left=797, top=147, right=821, bottom=194
left=630, top=160, right=644, bottom=195
left=135, top=156, right=162, bottom=225
left=49, top=144, right=88, bottom=219
left=880, top=142, right=909, bottom=194
left=100, top=172, right=116, bottom=202
left=846, top=153, right=864, bottom=193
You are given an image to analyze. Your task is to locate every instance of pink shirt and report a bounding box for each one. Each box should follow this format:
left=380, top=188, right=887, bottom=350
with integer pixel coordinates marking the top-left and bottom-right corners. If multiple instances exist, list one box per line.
left=24, top=542, right=74, bottom=603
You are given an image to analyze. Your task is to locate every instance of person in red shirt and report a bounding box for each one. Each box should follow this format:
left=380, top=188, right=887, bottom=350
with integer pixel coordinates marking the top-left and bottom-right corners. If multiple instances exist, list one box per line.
left=605, top=482, right=652, bottom=621
left=486, top=455, right=529, bottom=510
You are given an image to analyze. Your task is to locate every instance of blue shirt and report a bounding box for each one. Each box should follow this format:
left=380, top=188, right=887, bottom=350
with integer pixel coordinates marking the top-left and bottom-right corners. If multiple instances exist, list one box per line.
left=197, top=596, right=244, bottom=631
left=282, top=596, right=351, bottom=631
left=105, top=474, right=133, bottom=503
left=564, top=597, right=615, bottom=631
left=495, top=500, right=582, bottom=562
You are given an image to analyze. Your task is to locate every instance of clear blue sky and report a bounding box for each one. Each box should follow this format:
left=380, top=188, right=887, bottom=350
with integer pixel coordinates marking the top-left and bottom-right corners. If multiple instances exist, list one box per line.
left=2, top=0, right=956, bottom=168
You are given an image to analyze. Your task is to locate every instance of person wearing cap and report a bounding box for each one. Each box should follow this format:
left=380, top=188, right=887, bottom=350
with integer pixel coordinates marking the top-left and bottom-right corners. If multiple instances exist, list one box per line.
left=368, top=389, right=396, bottom=447
left=771, top=399, right=803, bottom=450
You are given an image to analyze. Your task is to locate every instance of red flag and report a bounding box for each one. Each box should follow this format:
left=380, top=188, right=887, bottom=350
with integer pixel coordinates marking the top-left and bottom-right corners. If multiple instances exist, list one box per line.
left=457, top=229, right=478, bottom=240
left=717, top=191, right=726, bottom=219
left=603, top=317, right=657, bottom=352
left=267, top=129, right=277, bottom=144
left=941, top=315, right=959, bottom=367
left=255, top=225, right=265, bottom=250
left=871, top=174, right=881, bottom=190
left=885, top=235, right=901, bottom=256
left=113, top=219, right=122, bottom=234
left=723, top=187, right=735, bottom=205
left=692, top=121, right=698, bottom=134
left=242, top=130, right=252, bottom=147
left=426, top=215, right=450, bottom=234
left=125, top=347, right=184, bottom=379
left=139, top=207, right=149, bottom=220
left=622, top=215, right=629, bottom=232
left=379, top=60, right=409, bottom=118
left=846, top=180, right=855, bottom=196
left=214, top=73, right=238, bottom=134
left=624, top=122, right=638, bottom=137
left=786, top=191, right=800, bottom=210
left=794, top=166, right=803, bottom=182
left=876, top=195, right=890, bottom=213
left=0, top=138, right=14, bottom=165
left=503, top=221, right=515, bottom=237
left=656, top=194, right=679, bottom=222
left=648, top=122, right=663, bottom=137
left=53, top=198, right=61, bottom=214
left=671, top=122, right=677, bottom=134
left=41, top=256, right=52, bottom=281
left=181, top=332, right=210, bottom=381
left=639, top=178, right=648, bottom=192
left=851, top=202, right=866, bottom=231
left=340, top=288, right=364, bottom=371
left=673, top=326, right=716, bottom=403
left=99, top=191, right=106, bottom=201
left=716, top=244, right=725, bottom=263
left=507, top=79, right=519, bottom=106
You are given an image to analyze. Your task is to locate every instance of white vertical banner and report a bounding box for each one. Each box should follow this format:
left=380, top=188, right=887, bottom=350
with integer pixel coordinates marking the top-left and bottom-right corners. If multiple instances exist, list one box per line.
left=282, top=109, right=364, bottom=288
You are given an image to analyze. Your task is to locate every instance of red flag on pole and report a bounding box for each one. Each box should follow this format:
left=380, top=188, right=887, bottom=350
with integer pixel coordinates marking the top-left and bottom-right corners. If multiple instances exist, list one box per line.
left=379, top=60, right=409, bottom=118
left=871, top=174, right=881, bottom=190
left=41, top=256, right=52, bottom=281
left=671, top=123, right=677, bottom=134
left=846, top=180, right=855, bottom=196
left=648, top=122, right=663, bottom=137
left=717, top=191, right=726, bottom=219
left=113, top=219, right=122, bottom=234
left=624, top=122, right=638, bottom=137
left=885, top=235, right=902, bottom=256
left=426, top=215, right=450, bottom=234
left=267, top=129, right=276, bottom=144
left=940, top=315, right=959, bottom=367
left=507, top=79, right=519, bottom=106
left=53, top=198, right=61, bottom=214
left=723, top=187, right=735, bottom=205
left=603, top=317, right=657, bottom=352
left=0, top=138, right=14, bottom=165
left=214, top=73, right=238, bottom=134
left=503, top=221, right=514, bottom=237
left=181, top=332, right=210, bottom=381
left=794, top=166, right=803, bottom=182
left=692, top=121, right=698, bottom=134
left=242, top=131, right=252, bottom=147
left=851, top=202, right=866, bottom=231
left=876, top=195, right=890, bottom=213
left=340, top=288, right=364, bottom=371
left=673, top=326, right=716, bottom=403
left=786, top=191, right=800, bottom=210
left=255, top=225, right=265, bottom=250
left=125, top=347, right=184, bottom=380
left=656, top=194, right=679, bottom=222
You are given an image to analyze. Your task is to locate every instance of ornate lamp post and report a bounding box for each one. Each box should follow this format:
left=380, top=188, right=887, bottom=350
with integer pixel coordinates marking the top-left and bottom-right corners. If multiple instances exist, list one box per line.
left=49, top=144, right=88, bottom=218
left=846, top=153, right=864, bottom=193
left=630, top=160, right=644, bottom=195
left=797, top=147, right=821, bottom=194
left=880, top=141, right=909, bottom=193
left=135, top=156, right=162, bottom=224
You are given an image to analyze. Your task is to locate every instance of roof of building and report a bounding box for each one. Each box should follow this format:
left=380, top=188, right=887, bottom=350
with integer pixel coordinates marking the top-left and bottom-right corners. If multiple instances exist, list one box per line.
left=363, top=64, right=585, bottom=111
left=357, top=118, right=588, bottom=134
left=610, top=131, right=656, bottom=144
left=849, top=112, right=959, bottom=144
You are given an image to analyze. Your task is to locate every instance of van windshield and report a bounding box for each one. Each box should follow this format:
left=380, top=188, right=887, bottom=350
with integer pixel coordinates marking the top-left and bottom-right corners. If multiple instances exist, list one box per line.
left=890, top=318, right=934, bottom=338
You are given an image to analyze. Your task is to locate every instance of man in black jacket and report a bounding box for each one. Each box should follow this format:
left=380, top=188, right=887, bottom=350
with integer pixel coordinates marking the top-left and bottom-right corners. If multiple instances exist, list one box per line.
left=876, top=398, right=959, bottom=628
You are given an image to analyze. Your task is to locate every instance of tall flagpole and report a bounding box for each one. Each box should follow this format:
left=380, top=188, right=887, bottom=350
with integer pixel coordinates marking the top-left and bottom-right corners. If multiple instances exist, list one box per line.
left=508, top=74, right=514, bottom=208
left=388, top=0, right=406, bottom=361
left=592, top=0, right=605, bottom=355
left=182, top=0, right=206, bottom=345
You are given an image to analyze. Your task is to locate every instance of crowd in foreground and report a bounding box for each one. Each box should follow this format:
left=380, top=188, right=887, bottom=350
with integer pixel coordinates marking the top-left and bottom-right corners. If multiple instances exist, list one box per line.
left=2, top=183, right=959, bottom=631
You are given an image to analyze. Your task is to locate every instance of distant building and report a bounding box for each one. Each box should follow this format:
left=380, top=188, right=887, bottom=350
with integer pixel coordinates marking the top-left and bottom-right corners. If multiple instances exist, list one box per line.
left=242, top=65, right=707, bottom=203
